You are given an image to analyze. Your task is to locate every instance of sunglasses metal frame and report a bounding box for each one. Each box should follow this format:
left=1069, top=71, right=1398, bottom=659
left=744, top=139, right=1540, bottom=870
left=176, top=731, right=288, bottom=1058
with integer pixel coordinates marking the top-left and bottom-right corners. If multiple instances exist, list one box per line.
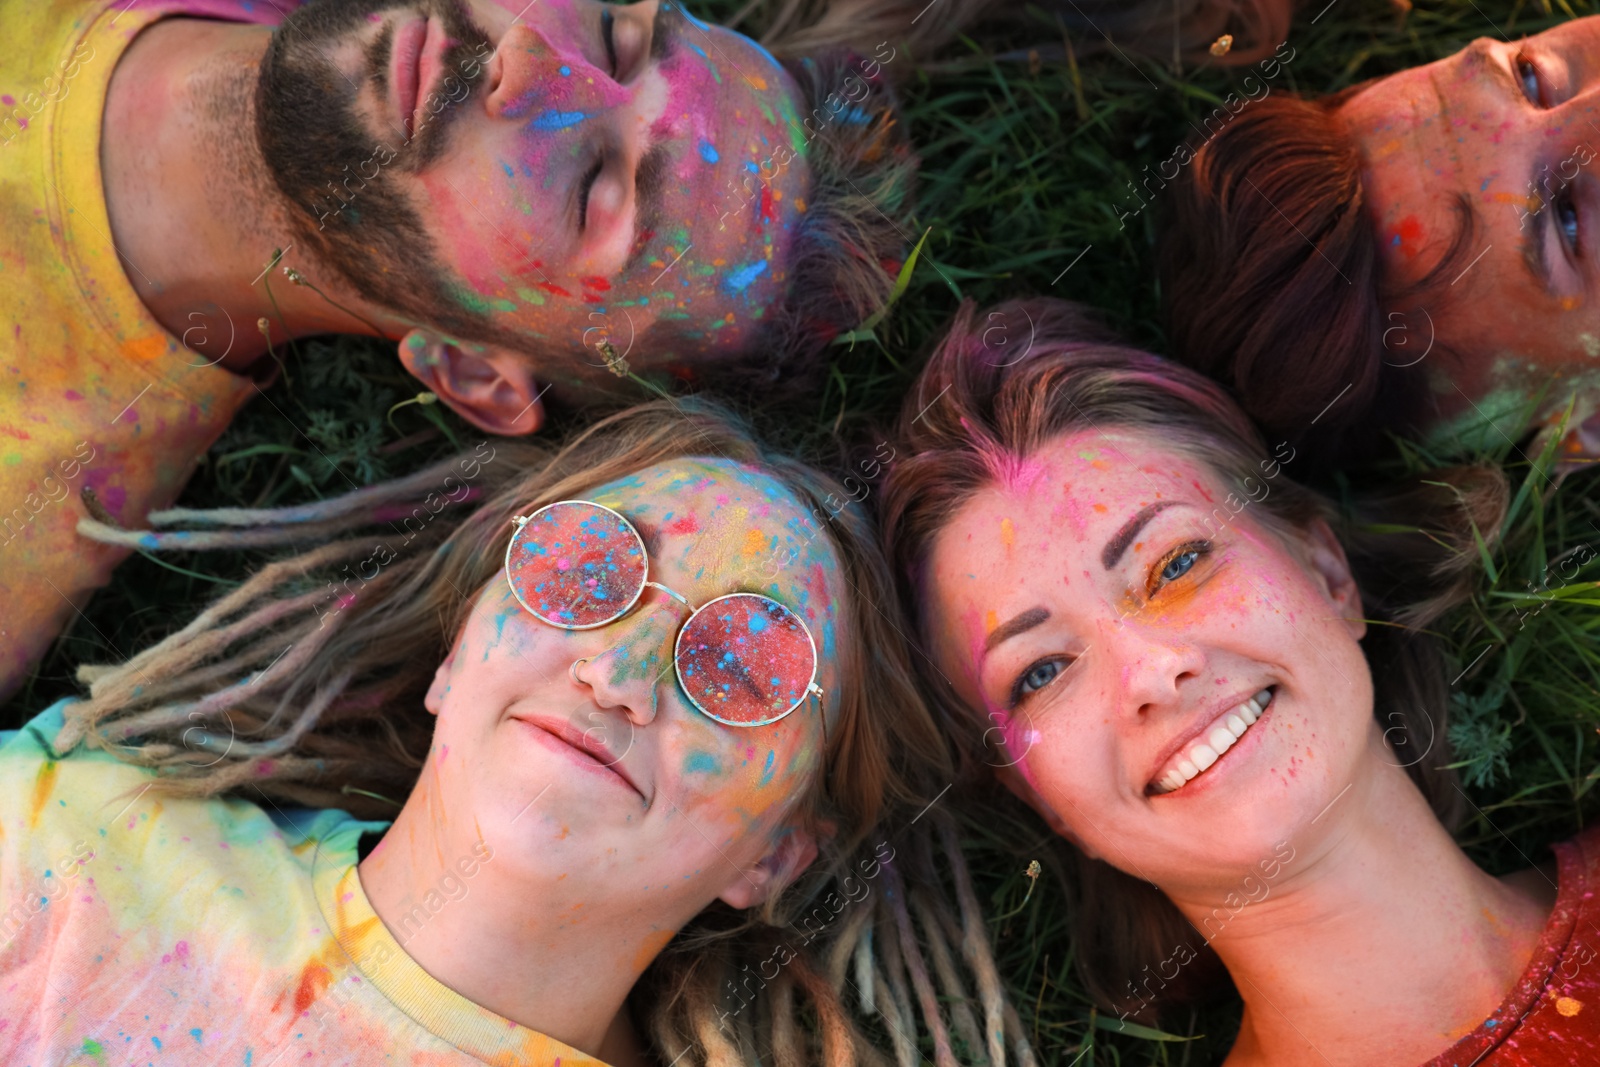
left=505, top=500, right=828, bottom=735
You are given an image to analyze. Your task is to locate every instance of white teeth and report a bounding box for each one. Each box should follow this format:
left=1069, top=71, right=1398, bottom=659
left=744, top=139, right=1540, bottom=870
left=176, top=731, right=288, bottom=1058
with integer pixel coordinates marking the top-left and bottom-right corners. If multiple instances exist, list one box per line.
left=1151, top=688, right=1275, bottom=795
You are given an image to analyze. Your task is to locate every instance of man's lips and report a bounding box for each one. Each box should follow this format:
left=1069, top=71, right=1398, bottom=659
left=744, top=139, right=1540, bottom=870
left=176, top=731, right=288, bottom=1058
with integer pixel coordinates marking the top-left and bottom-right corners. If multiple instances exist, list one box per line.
left=390, top=16, right=446, bottom=142
left=513, top=714, right=645, bottom=800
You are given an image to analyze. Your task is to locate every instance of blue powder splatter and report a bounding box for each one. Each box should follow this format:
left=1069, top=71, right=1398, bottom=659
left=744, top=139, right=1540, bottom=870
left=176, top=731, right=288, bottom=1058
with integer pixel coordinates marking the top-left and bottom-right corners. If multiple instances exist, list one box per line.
left=152, top=1037, right=162, bottom=1051
left=559, top=65, right=571, bottom=76
left=191, top=1028, right=204, bottom=1044
left=747, top=613, right=768, bottom=633
left=758, top=750, right=775, bottom=787
left=501, top=161, right=514, bottom=177
left=724, top=260, right=768, bottom=293
left=684, top=751, right=719, bottom=774
left=745, top=161, right=760, bottom=173
left=531, top=110, right=587, bottom=130
left=698, top=140, right=720, bottom=164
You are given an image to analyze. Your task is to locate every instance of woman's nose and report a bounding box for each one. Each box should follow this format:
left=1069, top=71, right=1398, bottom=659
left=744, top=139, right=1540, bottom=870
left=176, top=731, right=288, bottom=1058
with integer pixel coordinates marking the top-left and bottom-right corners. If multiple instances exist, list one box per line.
left=568, top=600, right=686, bottom=727
left=1100, top=617, right=1208, bottom=716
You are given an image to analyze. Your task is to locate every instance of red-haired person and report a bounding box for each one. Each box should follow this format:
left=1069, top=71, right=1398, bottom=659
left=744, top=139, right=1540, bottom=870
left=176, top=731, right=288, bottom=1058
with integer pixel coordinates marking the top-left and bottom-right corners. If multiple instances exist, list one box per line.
left=0, top=0, right=915, bottom=701
left=1162, top=15, right=1600, bottom=473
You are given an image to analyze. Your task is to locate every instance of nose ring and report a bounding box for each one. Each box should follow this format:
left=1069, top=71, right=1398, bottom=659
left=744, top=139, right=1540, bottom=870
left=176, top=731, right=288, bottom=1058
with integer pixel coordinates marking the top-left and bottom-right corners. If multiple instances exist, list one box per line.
left=569, top=657, right=589, bottom=685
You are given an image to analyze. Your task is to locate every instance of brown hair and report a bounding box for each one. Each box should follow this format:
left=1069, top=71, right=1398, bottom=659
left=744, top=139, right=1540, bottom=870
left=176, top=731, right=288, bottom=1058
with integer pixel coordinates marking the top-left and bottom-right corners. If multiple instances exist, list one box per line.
left=68, top=397, right=1034, bottom=1067
left=750, top=0, right=1295, bottom=70
left=876, top=298, right=1507, bottom=1019
left=1158, top=93, right=1482, bottom=471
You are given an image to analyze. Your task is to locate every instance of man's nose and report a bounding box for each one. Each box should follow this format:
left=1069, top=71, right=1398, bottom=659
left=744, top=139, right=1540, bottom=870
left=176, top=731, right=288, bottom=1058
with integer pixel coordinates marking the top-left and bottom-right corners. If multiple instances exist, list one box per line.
left=482, top=23, right=627, bottom=124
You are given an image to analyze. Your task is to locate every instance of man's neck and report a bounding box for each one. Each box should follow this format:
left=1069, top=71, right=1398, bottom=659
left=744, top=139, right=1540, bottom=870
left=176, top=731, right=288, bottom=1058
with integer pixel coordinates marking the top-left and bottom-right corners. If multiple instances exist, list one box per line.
left=100, top=17, right=384, bottom=370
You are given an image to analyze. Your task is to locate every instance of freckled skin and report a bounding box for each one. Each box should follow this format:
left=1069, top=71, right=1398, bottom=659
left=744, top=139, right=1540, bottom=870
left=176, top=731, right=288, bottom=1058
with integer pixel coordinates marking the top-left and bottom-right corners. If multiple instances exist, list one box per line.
left=922, top=430, right=1373, bottom=887
left=1339, top=18, right=1600, bottom=442
left=332, top=0, right=808, bottom=365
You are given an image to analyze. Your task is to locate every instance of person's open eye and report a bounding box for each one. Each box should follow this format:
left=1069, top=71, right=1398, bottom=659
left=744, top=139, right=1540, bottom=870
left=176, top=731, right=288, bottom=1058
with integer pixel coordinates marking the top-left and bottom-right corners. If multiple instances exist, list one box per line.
left=1555, top=185, right=1581, bottom=255
left=600, top=8, right=618, bottom=77
left=1010, top=657, right=1069, bottom=706
left=578, top=158, right=604, bottom=230
left=1147, top=540, right=1211, bottom=597
left=1516, top=51, right=1545, bottom=107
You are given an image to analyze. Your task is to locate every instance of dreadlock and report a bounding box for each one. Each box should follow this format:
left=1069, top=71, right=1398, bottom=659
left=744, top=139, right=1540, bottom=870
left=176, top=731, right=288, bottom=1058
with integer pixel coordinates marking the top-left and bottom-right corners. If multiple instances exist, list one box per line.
left=65, top=397, right=1032, bottom=1066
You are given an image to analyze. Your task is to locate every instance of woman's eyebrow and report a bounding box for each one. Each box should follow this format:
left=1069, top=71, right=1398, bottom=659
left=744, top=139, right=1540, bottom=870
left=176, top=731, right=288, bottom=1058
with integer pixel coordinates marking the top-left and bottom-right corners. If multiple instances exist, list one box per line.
left=1102, top=501, right=1181, bottom=570
left=985, top=607, right=1050, bottom=654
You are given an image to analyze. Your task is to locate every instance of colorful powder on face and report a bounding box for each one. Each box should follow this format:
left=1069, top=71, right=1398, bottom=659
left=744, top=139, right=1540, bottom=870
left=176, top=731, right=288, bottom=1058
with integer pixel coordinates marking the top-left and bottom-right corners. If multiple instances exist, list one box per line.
left=1387, top=214, right=1425, bottom=258
left=723, top=260, right=767, bottom=293
left=530, top=109, right=586, bottom=130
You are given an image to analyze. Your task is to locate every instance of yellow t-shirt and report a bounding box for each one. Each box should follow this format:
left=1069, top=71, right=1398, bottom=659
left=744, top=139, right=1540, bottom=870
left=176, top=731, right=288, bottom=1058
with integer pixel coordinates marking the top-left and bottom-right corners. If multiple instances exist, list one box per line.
left=0, top=0, right=271, bottom=697
left=0, top=701, right=609, bottom=1066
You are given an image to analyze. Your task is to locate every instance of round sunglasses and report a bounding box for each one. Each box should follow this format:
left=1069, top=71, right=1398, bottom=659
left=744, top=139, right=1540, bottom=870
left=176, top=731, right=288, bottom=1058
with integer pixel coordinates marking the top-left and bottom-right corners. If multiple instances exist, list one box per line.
left=504, top=500, right=827, bottom=732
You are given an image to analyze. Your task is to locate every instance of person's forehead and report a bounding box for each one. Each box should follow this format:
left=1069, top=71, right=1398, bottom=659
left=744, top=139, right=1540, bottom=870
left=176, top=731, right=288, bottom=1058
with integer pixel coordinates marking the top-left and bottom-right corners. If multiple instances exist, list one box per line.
left=934, top=433, right=1211, bottom=568
left=1340, top=64, right=1474, bottom=275
left=589, top=458, right=831, bottom=576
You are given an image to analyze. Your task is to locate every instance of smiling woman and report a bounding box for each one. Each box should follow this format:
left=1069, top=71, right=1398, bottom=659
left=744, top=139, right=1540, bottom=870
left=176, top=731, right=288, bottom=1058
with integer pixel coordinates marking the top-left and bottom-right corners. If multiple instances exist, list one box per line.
left=878, top=298, right=1600, bottom=1066
left=0, top=399, right=1025, bottom=1067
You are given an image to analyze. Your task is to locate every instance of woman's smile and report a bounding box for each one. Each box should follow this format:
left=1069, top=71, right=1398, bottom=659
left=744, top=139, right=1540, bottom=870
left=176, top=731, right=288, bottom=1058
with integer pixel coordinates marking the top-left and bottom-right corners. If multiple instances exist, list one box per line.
left=509, top=711, right=647, bottom=801
left=1149, top=686, right=1275, bottom=796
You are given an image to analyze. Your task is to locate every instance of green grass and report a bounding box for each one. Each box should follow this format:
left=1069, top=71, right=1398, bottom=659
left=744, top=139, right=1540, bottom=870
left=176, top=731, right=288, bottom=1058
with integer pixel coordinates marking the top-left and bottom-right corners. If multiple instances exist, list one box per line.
left=9, top=1, right=1600, bottom=1063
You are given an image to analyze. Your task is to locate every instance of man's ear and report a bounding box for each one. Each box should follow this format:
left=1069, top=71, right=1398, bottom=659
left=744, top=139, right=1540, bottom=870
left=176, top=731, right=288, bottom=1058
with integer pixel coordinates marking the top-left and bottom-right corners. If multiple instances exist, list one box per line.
left=397, top=329, right=545, bottom=435
left=718, top=823, right=825, bottom=910
left=1299, top=517, right=1366, bottom=641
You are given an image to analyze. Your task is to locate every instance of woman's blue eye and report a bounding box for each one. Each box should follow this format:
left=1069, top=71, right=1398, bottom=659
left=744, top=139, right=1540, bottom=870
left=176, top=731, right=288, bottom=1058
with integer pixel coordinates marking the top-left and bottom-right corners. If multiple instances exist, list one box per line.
left=1517, top=55, right=1542, bottom=105
left=1161, top=550, right=1200, bottom=583
left=1019, top=660, right=1060, bottom=695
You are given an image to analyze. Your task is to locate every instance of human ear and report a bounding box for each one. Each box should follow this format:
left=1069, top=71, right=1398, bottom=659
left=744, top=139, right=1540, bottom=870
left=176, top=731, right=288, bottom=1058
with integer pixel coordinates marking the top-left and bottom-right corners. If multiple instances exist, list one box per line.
left=423, top=644, right=461, bottom=717
left=994, top=763, right=1101, bottom=861
left=1298, top=518, right=1366, bottom=641
left=717, top=822, right=824, bottom=910
left=397, top=329, right=544, bottom=435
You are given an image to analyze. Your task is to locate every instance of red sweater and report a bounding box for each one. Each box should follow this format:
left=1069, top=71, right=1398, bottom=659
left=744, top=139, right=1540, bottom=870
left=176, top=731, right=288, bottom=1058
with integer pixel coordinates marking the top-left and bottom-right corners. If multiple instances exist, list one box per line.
left=1425, top=825, right=1600, bottom=1066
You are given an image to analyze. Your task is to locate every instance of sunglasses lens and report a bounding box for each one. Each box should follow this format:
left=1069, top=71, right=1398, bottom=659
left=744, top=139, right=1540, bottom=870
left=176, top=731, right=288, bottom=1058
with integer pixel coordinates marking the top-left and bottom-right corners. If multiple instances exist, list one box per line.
left=676, top=593, right=818, bottom=726
left=507, top=502, right=647, bottom=628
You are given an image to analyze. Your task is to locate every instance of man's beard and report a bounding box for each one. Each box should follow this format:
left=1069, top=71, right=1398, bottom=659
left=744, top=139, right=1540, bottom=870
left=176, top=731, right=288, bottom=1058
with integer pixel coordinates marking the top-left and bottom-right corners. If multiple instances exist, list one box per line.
left=255, top=0, right=518, bottom=347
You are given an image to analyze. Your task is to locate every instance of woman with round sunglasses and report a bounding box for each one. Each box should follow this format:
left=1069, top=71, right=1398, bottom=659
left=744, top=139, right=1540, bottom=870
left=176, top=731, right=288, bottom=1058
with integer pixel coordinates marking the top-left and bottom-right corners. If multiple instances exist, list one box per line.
left=0, top=399, right=1028, bottom=1067
left=878, top=299, right=1600, bottom=1066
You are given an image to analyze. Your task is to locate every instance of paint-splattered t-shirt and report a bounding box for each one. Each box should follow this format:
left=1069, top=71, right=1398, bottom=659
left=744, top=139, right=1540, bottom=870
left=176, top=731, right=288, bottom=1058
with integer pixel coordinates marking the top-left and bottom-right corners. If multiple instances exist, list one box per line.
left=0, top=701, right=609, bottom=1067
left=1423, top=825, right=1600, bottom=1066
left=0, top=0, right=293, bottom=699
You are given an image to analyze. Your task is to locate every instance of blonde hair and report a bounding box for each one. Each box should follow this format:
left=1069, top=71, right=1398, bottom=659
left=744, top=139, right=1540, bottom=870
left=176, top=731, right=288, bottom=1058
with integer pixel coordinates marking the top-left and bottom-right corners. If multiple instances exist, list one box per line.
left=67, top=397, right=1035, bottom=1067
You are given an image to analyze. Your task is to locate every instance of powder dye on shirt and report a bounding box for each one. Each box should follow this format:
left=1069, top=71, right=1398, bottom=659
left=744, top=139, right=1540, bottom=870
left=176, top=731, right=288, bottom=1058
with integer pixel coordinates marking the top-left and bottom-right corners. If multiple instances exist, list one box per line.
left=0, top=0, right=288, bottom=699
left=0, top=701, right=608, bottom=1066
left=1423, top=824, right=1600, bottom=1066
